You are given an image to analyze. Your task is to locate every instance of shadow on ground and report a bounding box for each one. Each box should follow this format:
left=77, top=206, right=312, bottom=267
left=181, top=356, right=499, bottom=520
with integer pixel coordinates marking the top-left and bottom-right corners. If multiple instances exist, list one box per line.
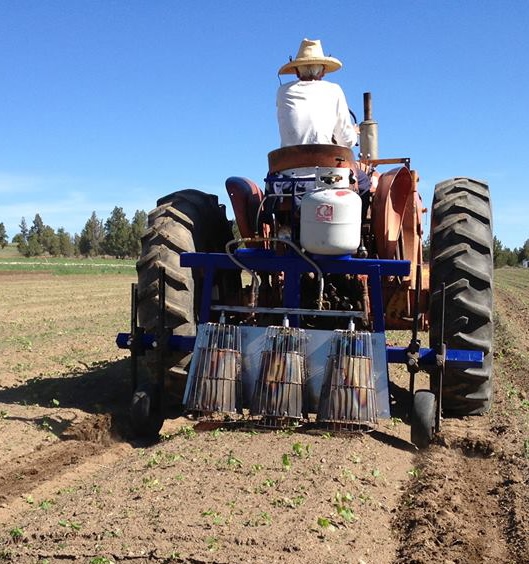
left=0, top=358, right=134, bottom=440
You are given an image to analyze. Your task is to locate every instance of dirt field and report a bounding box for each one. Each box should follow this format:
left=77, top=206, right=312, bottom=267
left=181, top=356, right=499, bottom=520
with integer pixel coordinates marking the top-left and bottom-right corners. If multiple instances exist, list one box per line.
left=0, top=269, right=528, bottom=563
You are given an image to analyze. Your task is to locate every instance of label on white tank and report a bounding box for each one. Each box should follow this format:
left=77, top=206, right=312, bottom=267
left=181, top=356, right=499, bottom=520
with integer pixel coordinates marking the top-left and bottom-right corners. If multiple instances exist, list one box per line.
left=315, top=204, right=333, bottom=222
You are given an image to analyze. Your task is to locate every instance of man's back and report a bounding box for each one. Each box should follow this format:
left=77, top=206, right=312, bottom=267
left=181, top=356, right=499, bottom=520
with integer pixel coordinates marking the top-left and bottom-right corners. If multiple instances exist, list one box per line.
left=277, top=79, right=357, bottom=148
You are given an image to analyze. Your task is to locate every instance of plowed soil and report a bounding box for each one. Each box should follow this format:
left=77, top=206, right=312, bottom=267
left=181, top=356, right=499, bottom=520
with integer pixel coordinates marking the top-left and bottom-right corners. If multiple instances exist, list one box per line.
left=0, top=269, right=528, bottom=564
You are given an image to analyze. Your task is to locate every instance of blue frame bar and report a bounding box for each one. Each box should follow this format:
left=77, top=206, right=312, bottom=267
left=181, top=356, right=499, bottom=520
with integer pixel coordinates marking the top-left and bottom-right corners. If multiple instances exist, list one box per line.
left=116, top=332, right=483, bottom=368
left=180, top=250, right=411, bottom=331
left=386, top=346, right=483, bottom=367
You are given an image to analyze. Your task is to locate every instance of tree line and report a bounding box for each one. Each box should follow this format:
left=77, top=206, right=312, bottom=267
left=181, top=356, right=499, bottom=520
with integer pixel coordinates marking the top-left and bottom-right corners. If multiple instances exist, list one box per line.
left=0, top=207, right=147, bottom=259
left=493, top=237, right=529, bottom=268
left=0, top=214, right=528, bottom=267
left=422, top=235, right=529, bottom=269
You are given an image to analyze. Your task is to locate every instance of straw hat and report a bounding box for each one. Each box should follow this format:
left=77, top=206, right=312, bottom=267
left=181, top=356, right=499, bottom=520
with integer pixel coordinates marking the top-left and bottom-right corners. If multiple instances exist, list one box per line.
left=278, top=38, right=342, bottom=75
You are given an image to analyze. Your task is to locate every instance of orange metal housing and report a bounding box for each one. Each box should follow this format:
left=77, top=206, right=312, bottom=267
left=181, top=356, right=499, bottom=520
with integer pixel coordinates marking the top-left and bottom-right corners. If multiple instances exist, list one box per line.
left=370, top=161, right=428, bottom=329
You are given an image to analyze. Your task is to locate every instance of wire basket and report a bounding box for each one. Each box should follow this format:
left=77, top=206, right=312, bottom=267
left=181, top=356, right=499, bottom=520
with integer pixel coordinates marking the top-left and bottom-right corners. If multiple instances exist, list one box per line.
left=317, top=329, right=377, bottom=431
left=185, top=322, right=242, bottom=416
left=250, top=325, right=308, bottom=428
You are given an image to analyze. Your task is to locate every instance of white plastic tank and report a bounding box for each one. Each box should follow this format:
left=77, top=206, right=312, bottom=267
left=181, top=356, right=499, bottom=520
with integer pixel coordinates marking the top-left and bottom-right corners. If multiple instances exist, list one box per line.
left=300, top=188, right=362, bottom=255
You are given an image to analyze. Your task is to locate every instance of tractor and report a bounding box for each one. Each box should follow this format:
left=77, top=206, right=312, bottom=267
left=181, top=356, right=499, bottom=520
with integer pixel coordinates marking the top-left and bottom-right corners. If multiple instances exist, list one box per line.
left=117, top=92, right=493, bottom=448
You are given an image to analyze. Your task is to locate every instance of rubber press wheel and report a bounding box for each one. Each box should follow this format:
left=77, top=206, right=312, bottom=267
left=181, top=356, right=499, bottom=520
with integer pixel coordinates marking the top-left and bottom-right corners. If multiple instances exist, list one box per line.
left=429, top=178, right=494, bottom=415
left=130, top=381, right=164, bottom=439
left=411, top=390, right=437, bottom=449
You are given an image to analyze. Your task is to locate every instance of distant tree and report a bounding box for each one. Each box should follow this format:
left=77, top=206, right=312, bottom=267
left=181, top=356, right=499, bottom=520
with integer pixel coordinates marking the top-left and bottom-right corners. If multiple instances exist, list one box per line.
left=13, top=214, right=60, bottom=256
left=29, top=214, right=45, bottom=241
left=57, top=228, right=74, bottom=257
left=493, top=236, right=506, bottom=268
left=40, top=225, right=59, bottom=256
left=79, top=212, right=104, bottom=257
left=104, top=207, right=131, bottom=258
left=25, top=233, right=43, bottom=257
left=128, top=210, right=147, bottom=257
left=0, top=222, right=7, bottom=248
left=518, top=239, right=529, bottom=263
left=73, top=233, right=81, bottom=256
left=13, top=217, right=29, bottom=255
left=19, top=217, right=29, bottom=240
left=493, top=236, right=518, bottom=268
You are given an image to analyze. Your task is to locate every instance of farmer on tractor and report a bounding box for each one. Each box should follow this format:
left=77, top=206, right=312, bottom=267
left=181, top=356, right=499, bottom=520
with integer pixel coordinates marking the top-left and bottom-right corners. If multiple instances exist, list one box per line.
left=274, top=38, right=371, bottom=195
left=277, top=38, right=358, bottom=149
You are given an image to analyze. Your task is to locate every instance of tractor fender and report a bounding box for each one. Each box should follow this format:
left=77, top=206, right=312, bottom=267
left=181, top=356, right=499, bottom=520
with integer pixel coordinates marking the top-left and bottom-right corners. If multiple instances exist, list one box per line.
left=372, top=166, right=415, bottom=260
left=225, top=177, right=266, bottom=240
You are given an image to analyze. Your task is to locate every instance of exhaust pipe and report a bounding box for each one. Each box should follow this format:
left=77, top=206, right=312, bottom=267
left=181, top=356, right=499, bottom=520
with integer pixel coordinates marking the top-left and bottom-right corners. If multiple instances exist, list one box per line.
left=359, top=92, right=379, bottom=160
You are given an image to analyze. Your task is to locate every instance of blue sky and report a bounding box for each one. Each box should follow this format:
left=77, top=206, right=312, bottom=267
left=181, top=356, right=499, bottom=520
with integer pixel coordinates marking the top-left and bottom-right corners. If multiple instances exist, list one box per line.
left=1, top=0, right=528, bottom=249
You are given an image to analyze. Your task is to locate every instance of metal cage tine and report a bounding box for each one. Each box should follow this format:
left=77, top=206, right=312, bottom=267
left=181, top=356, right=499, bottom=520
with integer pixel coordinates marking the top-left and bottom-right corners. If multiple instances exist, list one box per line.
left=185, top=322, right=242, bottom=416
left=317, top=329, right=377, bottom=432
left=250, top=325, right=308, bottom=428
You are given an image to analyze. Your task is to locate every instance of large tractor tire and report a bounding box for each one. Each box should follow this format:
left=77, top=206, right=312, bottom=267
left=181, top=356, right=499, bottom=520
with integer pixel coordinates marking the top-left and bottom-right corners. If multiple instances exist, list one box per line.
left=132, top=189, right=239, bottom=436
left=429, top=178, right=493, bottom=415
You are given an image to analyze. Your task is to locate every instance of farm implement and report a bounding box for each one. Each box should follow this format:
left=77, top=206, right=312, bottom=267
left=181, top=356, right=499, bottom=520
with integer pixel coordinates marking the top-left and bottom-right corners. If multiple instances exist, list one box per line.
left=117, top=93, right=493, bottom=448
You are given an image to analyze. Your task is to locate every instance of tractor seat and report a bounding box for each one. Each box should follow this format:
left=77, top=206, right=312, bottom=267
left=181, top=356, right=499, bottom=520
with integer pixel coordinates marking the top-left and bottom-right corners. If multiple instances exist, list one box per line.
left=268, top=144, right=356, bottom=173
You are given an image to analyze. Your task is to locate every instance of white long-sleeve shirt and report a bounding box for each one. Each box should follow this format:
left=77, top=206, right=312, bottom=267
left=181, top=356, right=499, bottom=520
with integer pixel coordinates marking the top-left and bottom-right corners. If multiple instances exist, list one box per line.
left=276, top=80, right=357, bottom=148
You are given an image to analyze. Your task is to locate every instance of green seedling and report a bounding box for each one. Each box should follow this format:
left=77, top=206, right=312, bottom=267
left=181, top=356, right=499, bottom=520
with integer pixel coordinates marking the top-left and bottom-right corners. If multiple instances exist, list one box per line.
left=226, top=450, right=242, bottom=469
left=371, top=468, right=381, bottom=478
left=407, top=467, right=422, bottom=478
left=251, top=463, right=263, bottom=474
left=342, top=469, right=356, bottom=482
left=292, top=442, right=311, bottom=458
left=205, top=536, right=219, bottom=552
left=57, top=486, right=78, bottom=495
left=9, top=527, right=24, bottom=542
left=245, top=511, right=272, bottom=527
left=142, top=476, right=161, bottom=489
left=40, top=418, right=53, bottom=432
left=272, top=495, right=305, bottom=508
left=202, top=510, right=224, bottom=526
left=317, top=517, right=335, bottom=530
left=89, top=558, right=114, bottom=564
left=23, top=494, right=34, bottom=505
left=58, top=519, right=81, bottom=531
left=358, top=492, right=372, bottom=505
left=282, top=453, right=292, bottom=471
left=177, top=426, right=196, bottom=439
left=390, top=417, right=403, bottom=426
left=334, top=492, right=358, bottom=523
left=255, top=478, right=277, bottom=494
left=39, top=499, right=54, bottom=510
left=146, top=452, right=162, bottom=468
left=259, top=511, right=272, bottom=525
